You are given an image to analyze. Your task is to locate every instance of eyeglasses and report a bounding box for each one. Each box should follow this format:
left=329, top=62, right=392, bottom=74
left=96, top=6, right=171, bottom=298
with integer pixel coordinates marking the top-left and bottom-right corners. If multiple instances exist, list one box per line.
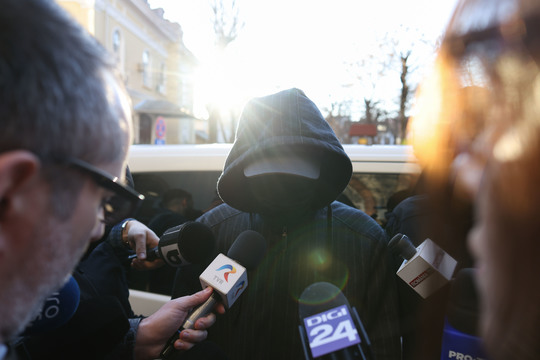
left=67, top=158, right=145, bottom=225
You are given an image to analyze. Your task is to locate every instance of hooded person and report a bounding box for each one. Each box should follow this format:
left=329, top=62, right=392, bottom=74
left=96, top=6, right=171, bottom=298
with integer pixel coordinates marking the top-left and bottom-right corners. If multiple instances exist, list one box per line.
left=171, top=88, right=401, bottom=359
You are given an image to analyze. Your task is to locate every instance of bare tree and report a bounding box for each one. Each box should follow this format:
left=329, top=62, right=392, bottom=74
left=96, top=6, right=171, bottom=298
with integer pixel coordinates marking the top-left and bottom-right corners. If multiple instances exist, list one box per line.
left=348, top=50, right=393, bottom=124
left=211, top=0, right=244, bottom=50
left=397, top=51, right=411, bottom=143
left=207, top=0, right=244, bottom=143
left=345, top=27, right=436, bottom=143
left=363, top=98, right=387, bottom=124
left=325, top=100, right=352, bottom=143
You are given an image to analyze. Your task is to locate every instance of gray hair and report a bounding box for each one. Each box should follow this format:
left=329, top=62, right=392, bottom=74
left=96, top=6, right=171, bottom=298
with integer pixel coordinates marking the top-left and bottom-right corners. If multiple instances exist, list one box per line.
left=0, top=0, right=131, bottom=166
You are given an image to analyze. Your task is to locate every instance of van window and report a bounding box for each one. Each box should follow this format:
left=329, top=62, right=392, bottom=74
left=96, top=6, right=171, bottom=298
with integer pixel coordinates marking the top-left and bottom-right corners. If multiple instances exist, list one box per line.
left=132, top=171, right=222, bottom=224
left=130, top=154, right=419, bottom=228
left=345, top=172, right=419, bottom=226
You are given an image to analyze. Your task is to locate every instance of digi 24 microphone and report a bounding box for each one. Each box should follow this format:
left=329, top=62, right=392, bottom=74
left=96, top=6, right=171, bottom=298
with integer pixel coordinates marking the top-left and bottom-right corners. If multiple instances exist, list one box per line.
left=441, top=268, right=488, bottom=360
left=129, top=221, right=215, bottom=267
left=389, top=233, right=457, bottom=299
left=22, top=276, right=80, bottom=336
left=298, top=282, right=374, bottom=360
left=160, top=230, right=266, bottom=359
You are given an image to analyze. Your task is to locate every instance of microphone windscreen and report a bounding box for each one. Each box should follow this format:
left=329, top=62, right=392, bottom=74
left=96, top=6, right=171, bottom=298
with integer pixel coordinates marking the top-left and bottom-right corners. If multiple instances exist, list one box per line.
left=447, top=268, right=480, bottom=336
left=227, top=230, right=266, bottom=270
left=165, top=221, right=215, bottom=264
left=389, top=233, right=417, bottom=260
left=298, top=282, right=348, bottom=319
left=22, top=276, right=80, bottom=336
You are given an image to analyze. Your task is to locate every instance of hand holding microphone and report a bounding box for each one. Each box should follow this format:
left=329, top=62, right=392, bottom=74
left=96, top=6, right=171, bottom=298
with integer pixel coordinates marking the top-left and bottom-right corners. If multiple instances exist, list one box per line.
left=133, top=286, right=225, bottom=360
left=160, top=230, right=267, bottom=359
left=128, top=221, right=215, bottom=269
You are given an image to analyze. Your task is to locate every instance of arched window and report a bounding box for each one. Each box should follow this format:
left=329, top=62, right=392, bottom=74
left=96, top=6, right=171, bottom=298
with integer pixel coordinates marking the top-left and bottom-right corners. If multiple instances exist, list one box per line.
left=158, top=62, right=165, bottom=93
left=139, top=114, right=152, bottom=144
left=142, top=50, right=151, bottom=87
left=111, top=29, right=125, bottom=73
left=112, top=29, right=121, bottom=54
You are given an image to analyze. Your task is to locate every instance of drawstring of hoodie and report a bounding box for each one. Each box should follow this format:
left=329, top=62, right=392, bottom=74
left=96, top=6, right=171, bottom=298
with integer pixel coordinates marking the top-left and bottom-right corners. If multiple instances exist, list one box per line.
left=326, top=204, right=333, bottom=248
left=249, top=211, right=289, bottom=247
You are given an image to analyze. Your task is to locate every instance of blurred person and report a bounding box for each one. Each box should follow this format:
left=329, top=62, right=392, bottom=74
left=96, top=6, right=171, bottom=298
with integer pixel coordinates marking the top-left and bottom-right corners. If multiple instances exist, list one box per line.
left=148, top=188, right=203, bottom=237
left=0, top=1, right=220, bottom=359
left=147, top=189, right=203, bottom=295
left=172, top=88, right=401, bottom=359
left=383, top=171, right=475, bottom=359
left=409, top=0, right=540, bottom=358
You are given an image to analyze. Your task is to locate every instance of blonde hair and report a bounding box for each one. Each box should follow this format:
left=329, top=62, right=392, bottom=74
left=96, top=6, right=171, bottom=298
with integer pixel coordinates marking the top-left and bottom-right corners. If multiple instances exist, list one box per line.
left=409, top=0, right=540, bottom=358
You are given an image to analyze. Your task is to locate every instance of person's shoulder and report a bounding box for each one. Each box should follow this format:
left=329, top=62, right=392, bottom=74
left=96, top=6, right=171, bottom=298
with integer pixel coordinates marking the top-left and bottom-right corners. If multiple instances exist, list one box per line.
left=198, top=203, right=246, bottom=227
left=392, top=194, right=428, bottom=216
left=329, top=201, right=385, bottom=240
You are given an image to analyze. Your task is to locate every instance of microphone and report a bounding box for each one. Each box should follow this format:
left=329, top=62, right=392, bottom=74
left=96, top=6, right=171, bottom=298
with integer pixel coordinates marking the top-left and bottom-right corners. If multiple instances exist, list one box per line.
left=22, top=276, right=80, bottom=336
left=389, top=233, right=457, bottom=299
left=298, top=282, right=373, bottom=360
left=440, top=268, right=488, bottom=360
left=128, top=221, right=215, bottom=267
left=160, top=230, right=266, bottom=359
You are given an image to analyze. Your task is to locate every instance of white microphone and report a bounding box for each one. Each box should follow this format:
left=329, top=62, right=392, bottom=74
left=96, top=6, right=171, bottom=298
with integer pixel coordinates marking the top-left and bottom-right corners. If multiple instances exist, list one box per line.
left=389, top=233, right=457, bottom=299
left=160, top=230, right=266, bottom=359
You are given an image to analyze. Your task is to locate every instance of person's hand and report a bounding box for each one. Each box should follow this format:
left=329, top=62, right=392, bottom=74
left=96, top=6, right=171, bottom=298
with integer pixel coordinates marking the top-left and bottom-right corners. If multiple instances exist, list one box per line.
left=123, top=219, right=163, bottom=270
left=133, top=286, right=225, bottom=360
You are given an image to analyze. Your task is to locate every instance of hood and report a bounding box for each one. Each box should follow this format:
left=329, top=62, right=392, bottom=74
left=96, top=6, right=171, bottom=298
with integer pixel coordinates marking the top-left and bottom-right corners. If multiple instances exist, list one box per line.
left=217, top=88, right=352, bottom=213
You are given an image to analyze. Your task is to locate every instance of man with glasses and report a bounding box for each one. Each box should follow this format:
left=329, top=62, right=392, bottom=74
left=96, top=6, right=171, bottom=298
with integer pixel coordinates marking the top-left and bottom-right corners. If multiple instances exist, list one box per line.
left=0, top=1, right=220, bottom=359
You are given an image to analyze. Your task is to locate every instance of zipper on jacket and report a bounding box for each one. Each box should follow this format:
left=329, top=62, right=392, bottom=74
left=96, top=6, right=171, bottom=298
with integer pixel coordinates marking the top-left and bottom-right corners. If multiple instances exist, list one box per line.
left=281, top=226, right=288, bottom=242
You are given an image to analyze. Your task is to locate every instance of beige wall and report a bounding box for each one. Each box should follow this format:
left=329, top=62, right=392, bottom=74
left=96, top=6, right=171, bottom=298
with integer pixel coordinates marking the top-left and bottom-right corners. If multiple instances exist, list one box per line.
left=57, top=0, right=199, bottom=144
left=58, top=0, right=95, bottom=34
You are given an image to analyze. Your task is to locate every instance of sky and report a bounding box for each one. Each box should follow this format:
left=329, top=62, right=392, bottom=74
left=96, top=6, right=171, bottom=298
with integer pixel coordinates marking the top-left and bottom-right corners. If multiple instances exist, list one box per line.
left=148, top=0, right=459, bottom=119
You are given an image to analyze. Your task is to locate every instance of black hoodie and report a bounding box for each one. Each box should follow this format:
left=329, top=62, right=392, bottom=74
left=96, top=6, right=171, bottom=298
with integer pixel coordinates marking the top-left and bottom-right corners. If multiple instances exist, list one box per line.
left=172, top=88, right=401, bottom=360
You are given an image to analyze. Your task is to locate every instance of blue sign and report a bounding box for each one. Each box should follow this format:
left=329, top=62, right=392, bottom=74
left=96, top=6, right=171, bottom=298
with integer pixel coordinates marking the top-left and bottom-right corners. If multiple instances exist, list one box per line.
left=304, top=305, right=361, bottom=358
left=155, top=116, right=166, bottom=144
left=440, top=319, right=488, bottom=360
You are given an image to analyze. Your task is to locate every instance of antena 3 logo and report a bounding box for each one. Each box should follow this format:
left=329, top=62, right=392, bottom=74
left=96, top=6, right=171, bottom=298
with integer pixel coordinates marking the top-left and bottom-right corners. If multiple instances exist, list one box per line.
left=216, top=264, right=236, bottom=282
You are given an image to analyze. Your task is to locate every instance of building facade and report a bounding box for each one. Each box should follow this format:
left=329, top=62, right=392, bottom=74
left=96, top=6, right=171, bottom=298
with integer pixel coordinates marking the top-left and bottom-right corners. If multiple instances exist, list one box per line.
left=57, top=0, right=206, bottom=144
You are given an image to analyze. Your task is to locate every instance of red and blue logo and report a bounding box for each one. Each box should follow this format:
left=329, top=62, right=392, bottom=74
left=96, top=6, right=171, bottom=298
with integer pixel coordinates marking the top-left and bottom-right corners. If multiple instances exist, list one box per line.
left=233, top=281, right=245, bottom=297
left=216, top=264, right=236, bottom=282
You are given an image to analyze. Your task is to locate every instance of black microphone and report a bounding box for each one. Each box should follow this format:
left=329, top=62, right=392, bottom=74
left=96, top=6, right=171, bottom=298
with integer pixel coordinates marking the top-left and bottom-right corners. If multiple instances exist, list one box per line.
left=128, top=221, right=215, bottom=267
left=22, top=276, right=80, bottom=336
left=160, top=230, right=266, bottom=359
left=298, top=282, right=374, bottom=360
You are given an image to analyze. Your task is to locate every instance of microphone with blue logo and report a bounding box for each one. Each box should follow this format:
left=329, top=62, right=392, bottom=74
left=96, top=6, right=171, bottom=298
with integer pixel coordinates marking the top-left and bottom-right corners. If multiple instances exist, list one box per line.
left=160, top=230, right=266, bottom=359
left=22, top=275, right=80, bottom=336
left=440, top=268, right=489, bottom=360
left=298, top=282, right=374, bottom=360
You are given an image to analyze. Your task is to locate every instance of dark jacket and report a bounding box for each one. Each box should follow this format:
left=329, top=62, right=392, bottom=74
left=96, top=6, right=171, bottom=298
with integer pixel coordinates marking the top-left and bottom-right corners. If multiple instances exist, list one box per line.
left=172, top=88, right=401, bottom=359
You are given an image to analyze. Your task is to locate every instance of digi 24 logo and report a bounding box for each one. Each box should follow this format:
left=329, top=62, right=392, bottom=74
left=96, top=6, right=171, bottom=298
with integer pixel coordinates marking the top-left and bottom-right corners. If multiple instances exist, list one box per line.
left=304, top=305, right=361, bottom=358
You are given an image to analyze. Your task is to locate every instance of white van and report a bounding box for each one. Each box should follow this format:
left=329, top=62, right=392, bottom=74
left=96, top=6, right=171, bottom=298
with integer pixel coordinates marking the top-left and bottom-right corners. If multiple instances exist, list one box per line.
left=127, top=143, right=420, bottom=224
left=127, top=144, right=421, bottom=314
